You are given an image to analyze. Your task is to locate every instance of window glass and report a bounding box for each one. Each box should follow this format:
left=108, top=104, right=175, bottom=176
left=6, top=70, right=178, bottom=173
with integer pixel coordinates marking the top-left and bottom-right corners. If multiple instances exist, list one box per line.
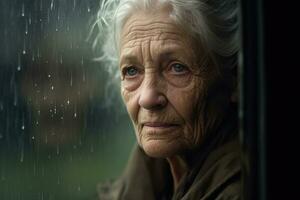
left=0, top=0, right=135, bottom=199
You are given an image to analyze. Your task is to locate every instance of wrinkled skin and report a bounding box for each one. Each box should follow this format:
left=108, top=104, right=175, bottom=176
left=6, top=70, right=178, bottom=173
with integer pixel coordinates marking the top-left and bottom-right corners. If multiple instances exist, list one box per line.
left=119, top=7, right=227, bottom=161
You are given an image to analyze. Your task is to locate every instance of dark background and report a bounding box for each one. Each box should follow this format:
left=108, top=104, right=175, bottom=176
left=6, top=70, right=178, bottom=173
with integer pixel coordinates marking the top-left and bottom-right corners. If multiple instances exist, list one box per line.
left=263, top=0, right=298, bottom=199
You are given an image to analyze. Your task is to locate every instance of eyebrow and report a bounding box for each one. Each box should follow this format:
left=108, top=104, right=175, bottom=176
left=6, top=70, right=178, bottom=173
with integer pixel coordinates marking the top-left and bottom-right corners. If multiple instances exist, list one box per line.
left=119, top=45, right=189, bottom=67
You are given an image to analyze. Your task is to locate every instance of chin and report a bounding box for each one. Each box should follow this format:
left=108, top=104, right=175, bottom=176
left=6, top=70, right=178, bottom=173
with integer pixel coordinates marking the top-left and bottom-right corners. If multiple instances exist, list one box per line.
left=141, top=139, right=184, bottom=158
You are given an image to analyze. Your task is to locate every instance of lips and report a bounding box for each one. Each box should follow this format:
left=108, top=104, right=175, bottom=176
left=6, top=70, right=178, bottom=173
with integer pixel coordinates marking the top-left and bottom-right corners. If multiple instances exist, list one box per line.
left=142, top=122, right=179, bottom=128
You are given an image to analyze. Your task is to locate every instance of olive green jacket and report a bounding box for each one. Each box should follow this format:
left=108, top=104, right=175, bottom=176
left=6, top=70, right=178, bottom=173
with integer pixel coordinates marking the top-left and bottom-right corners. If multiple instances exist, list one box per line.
left=97, top=138, right=240, bottom=200
left=97, top=110, right=241, bottom=200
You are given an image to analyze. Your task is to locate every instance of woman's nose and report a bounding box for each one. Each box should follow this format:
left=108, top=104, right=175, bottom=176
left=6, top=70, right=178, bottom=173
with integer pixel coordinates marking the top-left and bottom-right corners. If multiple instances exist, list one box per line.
left=138, top=79, right=167, bottom=110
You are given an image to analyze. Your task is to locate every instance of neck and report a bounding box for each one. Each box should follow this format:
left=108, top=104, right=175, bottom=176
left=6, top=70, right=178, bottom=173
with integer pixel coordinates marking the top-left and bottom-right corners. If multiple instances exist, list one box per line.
left=166, top=155, right=189, bottom=191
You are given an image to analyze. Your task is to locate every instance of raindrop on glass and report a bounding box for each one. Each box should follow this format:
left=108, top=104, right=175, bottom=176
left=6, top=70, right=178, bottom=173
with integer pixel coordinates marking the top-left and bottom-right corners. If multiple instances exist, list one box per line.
left=70, top=72, right=73, bottom=86
left=22, top=38, right=26, bottom=54
left=17, top=53, right=21, bottom=71
left=50, top=0, right=54, bottom=10
left=21, top=3, right=25, bottom=17
left=40, top=0, right=43, bottom=11
left=73, top=0, right=76, bottom=10
left=25, top=21, right=28, bottom=35
left=28, top=13, right=32, bottom=25
left=20, top=148, right=24, bottom=162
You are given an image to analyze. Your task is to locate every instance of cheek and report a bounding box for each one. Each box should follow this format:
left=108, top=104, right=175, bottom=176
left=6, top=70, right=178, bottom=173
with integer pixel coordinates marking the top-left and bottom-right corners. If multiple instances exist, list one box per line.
left=168, top=77, right=206, bottom=146
left=121, top=85, right=139, bottom=124
left=168, top=77, right=203, bottom=123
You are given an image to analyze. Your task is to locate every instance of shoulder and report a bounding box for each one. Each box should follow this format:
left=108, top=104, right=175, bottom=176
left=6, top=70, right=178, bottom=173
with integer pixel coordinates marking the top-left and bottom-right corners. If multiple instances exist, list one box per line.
left=183, top=139, right=241, bottom=200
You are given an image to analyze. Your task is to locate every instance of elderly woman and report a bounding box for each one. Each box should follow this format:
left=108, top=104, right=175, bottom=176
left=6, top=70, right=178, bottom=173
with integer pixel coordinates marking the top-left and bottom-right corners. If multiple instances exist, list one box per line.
left=95, top=0, right=240, bottom=199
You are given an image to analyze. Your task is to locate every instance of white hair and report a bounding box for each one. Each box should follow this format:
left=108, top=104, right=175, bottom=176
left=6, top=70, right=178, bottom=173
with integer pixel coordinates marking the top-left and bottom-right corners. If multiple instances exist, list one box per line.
left=91, top=0, right=240, bottom=81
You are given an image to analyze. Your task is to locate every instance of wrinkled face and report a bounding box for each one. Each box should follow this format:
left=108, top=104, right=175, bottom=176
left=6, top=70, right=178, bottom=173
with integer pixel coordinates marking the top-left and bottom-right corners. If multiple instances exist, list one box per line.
left=119, top=9, right=220, bottom=158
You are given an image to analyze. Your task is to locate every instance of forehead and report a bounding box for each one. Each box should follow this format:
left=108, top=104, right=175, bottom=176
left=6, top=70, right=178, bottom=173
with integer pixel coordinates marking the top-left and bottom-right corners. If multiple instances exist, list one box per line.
left=120, top=10, right=193, bottom=50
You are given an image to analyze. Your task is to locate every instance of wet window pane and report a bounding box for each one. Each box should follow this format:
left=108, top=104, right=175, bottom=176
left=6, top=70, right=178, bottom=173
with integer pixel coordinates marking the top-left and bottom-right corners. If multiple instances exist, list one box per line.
left=0, top=0, right=135, bottom=199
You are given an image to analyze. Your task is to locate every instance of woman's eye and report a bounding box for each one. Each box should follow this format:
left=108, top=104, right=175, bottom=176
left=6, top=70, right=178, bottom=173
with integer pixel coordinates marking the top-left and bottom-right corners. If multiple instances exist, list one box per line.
left=170, top=63, right=189, bottom=74
left=123, top=66, right=139, bottom=78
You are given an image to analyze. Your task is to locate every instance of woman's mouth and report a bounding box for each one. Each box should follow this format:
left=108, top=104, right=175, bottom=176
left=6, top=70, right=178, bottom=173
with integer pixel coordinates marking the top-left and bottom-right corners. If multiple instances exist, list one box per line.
left=142, top=122, right=180, bottom=134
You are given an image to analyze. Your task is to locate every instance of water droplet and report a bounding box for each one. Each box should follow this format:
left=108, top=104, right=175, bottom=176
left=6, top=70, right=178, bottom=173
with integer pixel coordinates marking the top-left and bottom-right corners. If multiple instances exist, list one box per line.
left=48, top=74, right=51, bottom=78
left=88, top=7, right=91, bottom=12
left=74, top=113, right=77, bottom=118
left=17, top=53, right=21, bottom=71
left=28, top=14, right=32, bottom=25
left=32, top=136, right=35, bottom=140
left=40, top=0, right=43, bottom=11
left=20, top=150, right=24, bottom=162
left=50, top=0, right=54, bottom=10
left=67, top=100, right=70, bottom=105
left=21, top=125, right=25, bottom=130
left=25, top=21, right=28, bottom=35
left=51, top=86, right=54, bottom=90
left=70, top=72, right=73, bottom=86
left=22, top=50, right=26, bottom=54
left=21, top=4, right=25, bottom=17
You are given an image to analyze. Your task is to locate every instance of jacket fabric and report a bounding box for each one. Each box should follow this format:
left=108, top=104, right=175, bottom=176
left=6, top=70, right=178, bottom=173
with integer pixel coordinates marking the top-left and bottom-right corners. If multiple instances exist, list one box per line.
left=97, top=111, right=241, bottom=200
